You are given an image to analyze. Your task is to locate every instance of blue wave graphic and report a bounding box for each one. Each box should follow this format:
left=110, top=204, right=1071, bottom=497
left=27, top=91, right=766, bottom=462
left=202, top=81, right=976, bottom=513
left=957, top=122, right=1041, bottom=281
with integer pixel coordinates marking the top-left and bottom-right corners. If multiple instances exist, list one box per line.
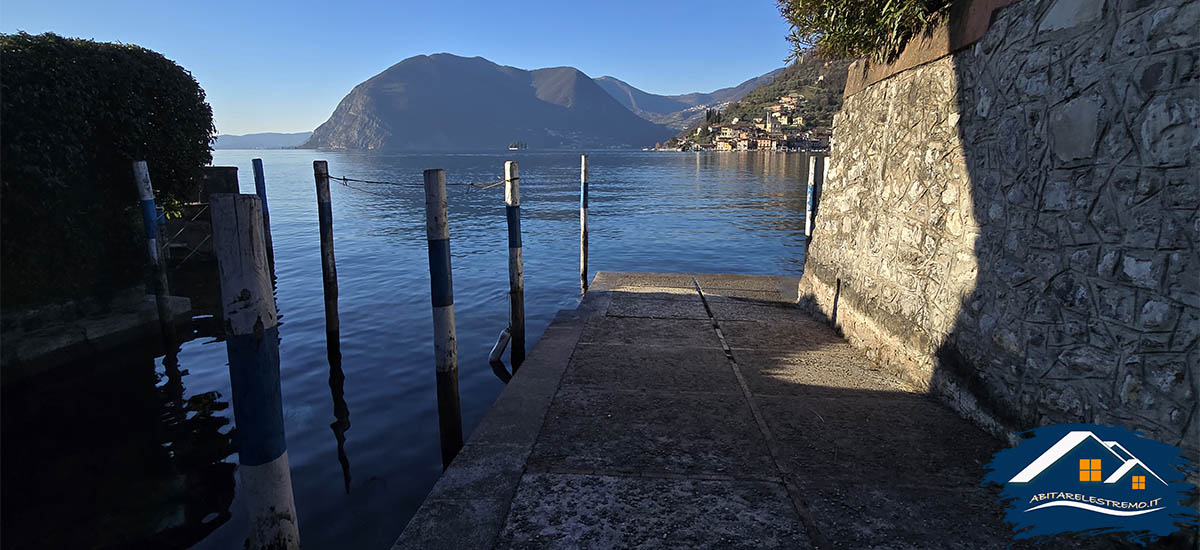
left=1025, top=501, right=1164, bottom=517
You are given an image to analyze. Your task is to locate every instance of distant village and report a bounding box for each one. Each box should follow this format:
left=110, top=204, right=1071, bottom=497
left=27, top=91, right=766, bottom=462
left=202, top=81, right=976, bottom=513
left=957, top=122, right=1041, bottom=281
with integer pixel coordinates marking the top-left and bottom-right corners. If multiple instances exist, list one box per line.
left=651, top=91, right=832, bottom=152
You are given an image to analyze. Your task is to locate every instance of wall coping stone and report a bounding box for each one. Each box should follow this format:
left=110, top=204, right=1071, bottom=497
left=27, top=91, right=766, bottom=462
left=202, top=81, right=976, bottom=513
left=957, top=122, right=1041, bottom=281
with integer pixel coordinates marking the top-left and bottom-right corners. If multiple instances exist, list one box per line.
left=843, top=0, right=1017, bottom=98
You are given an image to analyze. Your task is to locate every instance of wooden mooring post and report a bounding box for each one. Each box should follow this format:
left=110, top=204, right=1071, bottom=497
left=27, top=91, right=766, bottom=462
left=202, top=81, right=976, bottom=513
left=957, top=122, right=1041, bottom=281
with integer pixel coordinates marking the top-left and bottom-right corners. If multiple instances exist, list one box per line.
left=252, top=158, right=276, bottom=278
left=210, top=193, right=300, bottom=550
left=313, top=161, right=341, bottom=360
left=423, top=168, right=464, bottom=469
left=311, top=161, right=351, bottom=492
left=505, top=161, right=526, bottom=369
left=580, top=154, right=589, bottom=294
left=805, top=154, right=825, bottom=240
left=132, top=161, right=176, bottom=345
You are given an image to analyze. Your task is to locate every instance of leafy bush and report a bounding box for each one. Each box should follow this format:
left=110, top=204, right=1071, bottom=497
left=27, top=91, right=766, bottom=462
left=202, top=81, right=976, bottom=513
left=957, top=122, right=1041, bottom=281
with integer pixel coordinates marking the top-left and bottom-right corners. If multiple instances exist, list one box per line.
left=777, top=0, right=954, bottom=62
left=1, top=32, right=215, bottom=309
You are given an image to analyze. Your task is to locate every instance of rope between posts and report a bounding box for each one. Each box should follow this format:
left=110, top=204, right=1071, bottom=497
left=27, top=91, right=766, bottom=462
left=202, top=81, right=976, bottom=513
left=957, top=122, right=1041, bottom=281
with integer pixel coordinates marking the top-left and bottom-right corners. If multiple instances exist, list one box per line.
left=326, top=173, right=518, bottom=319
left=327, top=174, right=514, bottom=194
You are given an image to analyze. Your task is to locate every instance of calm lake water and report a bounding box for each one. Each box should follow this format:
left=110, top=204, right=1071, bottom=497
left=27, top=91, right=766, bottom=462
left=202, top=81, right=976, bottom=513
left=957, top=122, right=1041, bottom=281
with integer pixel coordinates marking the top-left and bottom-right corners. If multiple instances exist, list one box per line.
left=2, top=149, right=813, bottom=549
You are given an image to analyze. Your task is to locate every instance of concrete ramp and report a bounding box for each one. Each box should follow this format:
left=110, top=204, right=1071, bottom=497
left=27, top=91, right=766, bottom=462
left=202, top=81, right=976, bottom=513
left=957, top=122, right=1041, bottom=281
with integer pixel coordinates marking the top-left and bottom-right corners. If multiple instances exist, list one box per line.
left=393, top=272, right=1102, bottom=549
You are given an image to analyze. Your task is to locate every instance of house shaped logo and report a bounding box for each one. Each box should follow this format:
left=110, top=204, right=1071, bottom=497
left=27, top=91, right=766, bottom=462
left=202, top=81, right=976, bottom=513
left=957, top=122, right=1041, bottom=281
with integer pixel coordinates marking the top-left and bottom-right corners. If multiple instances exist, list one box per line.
left=1007, top=431, right=1168, bottom=516
left=983, top=424, right=1197, bottom=544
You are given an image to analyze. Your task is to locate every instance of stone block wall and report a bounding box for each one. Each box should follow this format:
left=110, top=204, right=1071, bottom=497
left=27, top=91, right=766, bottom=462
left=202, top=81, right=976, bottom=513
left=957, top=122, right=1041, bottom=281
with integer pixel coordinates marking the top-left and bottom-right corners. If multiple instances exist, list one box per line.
left=798, top=0, right=1198, bottom=461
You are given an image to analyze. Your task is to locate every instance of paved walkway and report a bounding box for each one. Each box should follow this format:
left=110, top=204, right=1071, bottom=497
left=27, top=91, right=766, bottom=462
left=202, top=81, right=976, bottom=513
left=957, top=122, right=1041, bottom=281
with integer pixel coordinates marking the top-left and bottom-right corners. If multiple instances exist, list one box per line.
left=392, top=272, right=1096, bottom=549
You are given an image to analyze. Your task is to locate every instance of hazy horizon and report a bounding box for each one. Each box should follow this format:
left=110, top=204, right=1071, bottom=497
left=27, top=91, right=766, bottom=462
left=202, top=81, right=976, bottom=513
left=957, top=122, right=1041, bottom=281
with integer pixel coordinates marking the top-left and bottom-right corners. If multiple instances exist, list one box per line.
left=1, top=1, right=793, bottom=135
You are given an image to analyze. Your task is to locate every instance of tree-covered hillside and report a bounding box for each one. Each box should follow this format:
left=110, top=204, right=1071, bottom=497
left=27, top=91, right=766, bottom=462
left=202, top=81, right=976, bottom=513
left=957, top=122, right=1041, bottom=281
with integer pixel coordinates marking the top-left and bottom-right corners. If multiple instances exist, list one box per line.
left=675, top=52, right=851, bottom=143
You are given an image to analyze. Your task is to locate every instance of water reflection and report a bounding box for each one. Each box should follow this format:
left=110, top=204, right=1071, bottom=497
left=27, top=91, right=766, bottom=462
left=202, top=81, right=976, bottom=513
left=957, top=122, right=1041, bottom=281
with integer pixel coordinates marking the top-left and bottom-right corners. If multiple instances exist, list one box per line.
left=0, top=339, right=236, bottom=549
left=327, top=338, right=352, bottom=495
left=0, top=150, right=818, bottom=550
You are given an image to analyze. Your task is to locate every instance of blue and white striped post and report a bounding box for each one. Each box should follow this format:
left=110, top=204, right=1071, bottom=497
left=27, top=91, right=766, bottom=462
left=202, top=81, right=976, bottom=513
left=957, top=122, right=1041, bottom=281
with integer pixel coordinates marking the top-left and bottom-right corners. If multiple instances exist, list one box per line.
left=252, top=158, right=276, bottom=279
left=504, top=161, right=526, bottom=369
left=805, top=154, right=825, bottom=240
left=210, top=193, right=300, bottom=550
left=423, top=168, right=464, bottom=469
left=132, top=161, right=176, bottom=344
left=580, top=154, right=589, bottom=294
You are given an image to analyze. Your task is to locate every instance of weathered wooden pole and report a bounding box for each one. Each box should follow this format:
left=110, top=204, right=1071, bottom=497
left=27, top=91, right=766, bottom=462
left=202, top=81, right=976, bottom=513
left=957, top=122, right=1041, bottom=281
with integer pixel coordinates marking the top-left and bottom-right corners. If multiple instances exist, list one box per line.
left=252, top=158, right=276, bottom=278
left=580, top=154, right=589, bottom=294
left=312, top=164, right=352, bottom=493
left=210, top=193, right=300, bottom=550
left=805, top=154, right=825, bottom=239
left=313, top=161, right=341, bottom=358
left=504, top=161, right=526, bottom=369
left=132, top=161, right=176, bottom=345
left=423, top=168, right=463, bottom=469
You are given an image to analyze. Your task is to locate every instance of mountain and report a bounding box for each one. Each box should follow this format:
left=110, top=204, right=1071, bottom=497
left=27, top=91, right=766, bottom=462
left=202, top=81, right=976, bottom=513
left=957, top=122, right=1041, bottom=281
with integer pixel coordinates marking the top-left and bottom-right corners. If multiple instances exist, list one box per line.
left=303, top=54, right=675, bottom=150
left=593, top=69, right=785, bottom=130
left=213, top=132, right=312, bottom=150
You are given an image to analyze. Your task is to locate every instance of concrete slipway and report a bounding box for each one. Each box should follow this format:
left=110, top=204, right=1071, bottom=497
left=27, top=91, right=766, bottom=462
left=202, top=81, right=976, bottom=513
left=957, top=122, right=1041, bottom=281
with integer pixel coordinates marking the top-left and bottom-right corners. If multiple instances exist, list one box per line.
left=392, top=272, right=1117, bottom=549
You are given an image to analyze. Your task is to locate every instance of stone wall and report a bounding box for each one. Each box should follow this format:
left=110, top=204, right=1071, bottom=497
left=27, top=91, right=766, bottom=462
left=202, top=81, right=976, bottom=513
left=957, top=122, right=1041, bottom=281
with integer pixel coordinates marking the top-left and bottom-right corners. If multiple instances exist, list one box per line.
left=798, top=0, right=1198, bottom=461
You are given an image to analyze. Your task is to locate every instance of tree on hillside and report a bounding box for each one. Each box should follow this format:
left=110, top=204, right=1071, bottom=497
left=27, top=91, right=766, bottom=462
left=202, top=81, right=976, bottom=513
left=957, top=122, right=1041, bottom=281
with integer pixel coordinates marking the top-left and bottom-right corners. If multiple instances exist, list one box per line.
left=675, top=51, right=851, bottom=142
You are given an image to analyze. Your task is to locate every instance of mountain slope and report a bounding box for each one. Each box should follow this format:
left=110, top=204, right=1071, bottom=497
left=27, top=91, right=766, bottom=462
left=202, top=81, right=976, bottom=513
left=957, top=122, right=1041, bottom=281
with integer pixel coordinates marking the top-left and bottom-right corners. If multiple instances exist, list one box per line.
left=592, top=77, right=693, bottom=117
left=213, top=132, right=311, bottom=149
left=674, top=53, right=852, bottom=146
left=303, top=54, right=675, bottom=150
left=704, top=54, right=849, bottom=129
left=593, top=68, right=784, bottom=130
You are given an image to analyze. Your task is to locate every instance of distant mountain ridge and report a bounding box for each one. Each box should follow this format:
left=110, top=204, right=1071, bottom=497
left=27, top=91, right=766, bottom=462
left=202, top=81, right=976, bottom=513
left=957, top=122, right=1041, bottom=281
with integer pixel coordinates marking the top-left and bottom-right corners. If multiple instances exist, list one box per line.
left=303, top=54, right=676, bottom=150
left=214, top=132, right=311, bottom=150
left=593, top=69, right=785, bottom=130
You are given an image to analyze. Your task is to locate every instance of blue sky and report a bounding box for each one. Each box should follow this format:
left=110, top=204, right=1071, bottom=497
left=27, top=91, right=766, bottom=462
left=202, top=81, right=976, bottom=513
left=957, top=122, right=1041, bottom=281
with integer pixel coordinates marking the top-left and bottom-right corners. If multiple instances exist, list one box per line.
left=1, top=0, right=794, bottom=135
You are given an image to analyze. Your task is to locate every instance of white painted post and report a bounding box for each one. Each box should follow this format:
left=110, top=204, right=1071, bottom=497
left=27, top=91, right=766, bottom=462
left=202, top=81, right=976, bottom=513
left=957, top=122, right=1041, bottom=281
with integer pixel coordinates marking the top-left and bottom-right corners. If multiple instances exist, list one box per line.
left=423, top=168, right=463, bottom=469
left=210, top=193, right=300, bottom=550
left=504, top=161, right=526, bottom=369
left=580, top=154, right=589, bottom=294
left=822, top=154, right=830, bottom=196
left=805, top=154, right=825, bottom=239
left=132, top=161, right=176, bottom=344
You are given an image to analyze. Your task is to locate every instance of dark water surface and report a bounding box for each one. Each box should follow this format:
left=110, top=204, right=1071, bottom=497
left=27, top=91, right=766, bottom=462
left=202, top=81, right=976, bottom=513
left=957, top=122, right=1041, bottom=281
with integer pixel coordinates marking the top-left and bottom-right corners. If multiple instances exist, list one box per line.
left=2, top=150, right=813, bottom=549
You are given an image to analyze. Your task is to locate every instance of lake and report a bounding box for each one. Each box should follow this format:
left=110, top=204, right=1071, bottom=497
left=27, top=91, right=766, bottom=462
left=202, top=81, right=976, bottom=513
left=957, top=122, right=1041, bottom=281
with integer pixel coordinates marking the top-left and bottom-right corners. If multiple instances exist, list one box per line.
left=1, top=149, right=814, bottom=549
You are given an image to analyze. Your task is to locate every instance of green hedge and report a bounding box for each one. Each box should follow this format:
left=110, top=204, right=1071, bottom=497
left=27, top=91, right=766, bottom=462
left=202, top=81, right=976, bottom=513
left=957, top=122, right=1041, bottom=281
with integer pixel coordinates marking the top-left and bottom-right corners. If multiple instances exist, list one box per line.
left=777, top=0, right=954, bottom=62
left=1, top=32, right=215, bottom=309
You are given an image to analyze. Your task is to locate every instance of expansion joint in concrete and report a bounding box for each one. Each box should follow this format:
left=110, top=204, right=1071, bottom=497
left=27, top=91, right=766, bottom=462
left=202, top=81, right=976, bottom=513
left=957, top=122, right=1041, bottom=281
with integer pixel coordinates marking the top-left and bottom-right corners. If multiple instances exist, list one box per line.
left=530, top=467, right=783, bottom=484
left=691, top=277, right=832, bottom=550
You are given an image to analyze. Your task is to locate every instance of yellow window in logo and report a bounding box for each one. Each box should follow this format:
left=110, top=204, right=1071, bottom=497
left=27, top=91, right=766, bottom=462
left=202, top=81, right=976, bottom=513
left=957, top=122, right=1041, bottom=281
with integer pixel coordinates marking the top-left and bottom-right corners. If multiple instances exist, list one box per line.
left=1132, top=476, right=1146, bottom=490
left=1079, top=459, right=1102, bottom=482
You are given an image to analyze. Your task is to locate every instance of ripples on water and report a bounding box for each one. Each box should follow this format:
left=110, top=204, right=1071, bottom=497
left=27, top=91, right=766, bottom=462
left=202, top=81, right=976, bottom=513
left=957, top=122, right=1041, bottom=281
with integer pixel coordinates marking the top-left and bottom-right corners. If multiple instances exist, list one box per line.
left=1, top=150, right=813, bottom=549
